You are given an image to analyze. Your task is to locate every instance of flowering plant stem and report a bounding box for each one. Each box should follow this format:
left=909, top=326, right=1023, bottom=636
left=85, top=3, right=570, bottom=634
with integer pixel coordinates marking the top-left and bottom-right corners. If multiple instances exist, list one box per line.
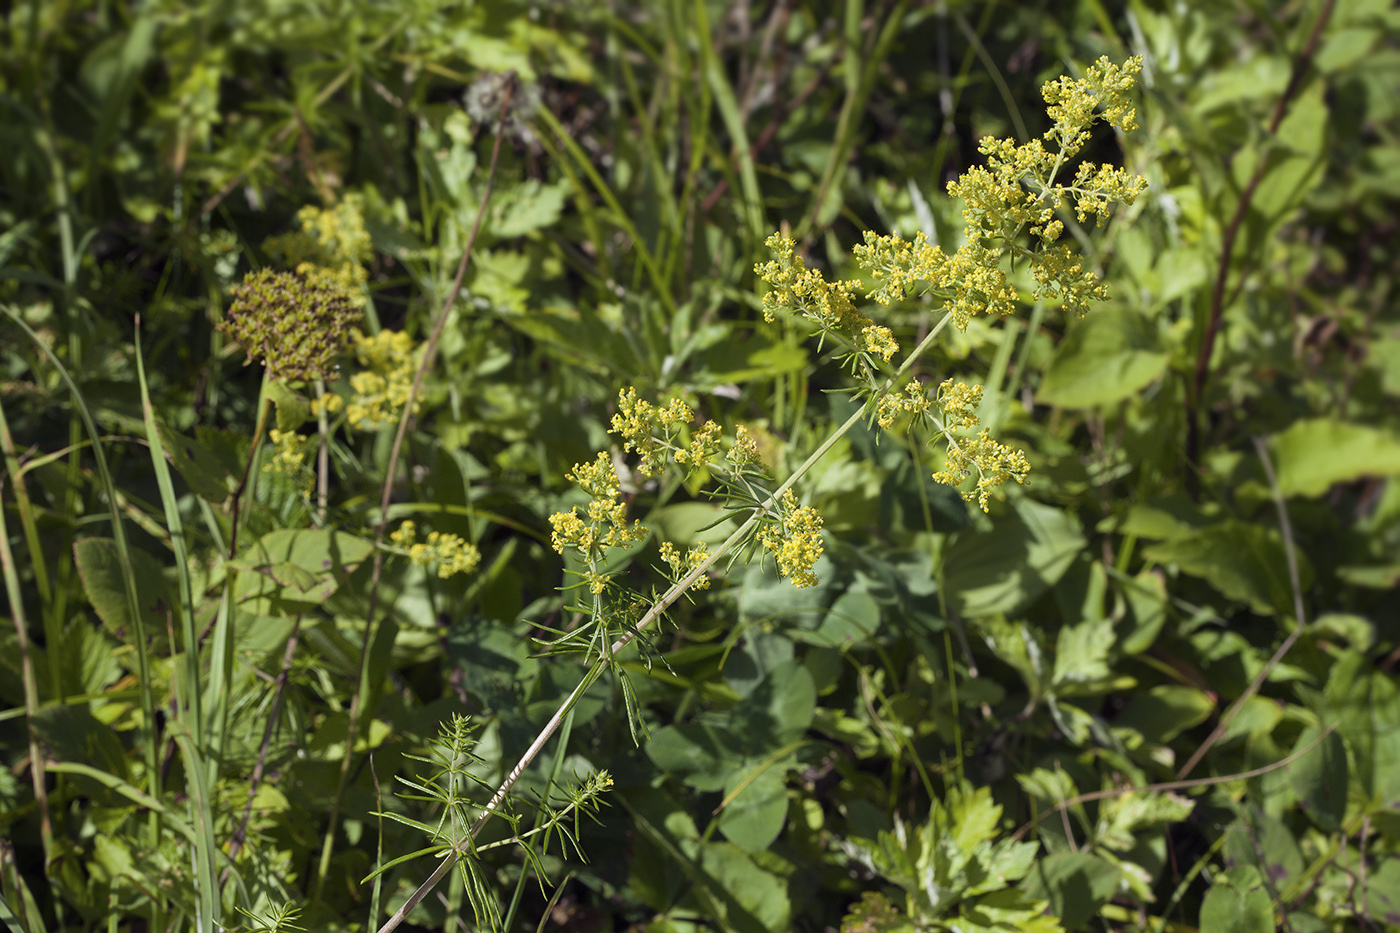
left=311, top=73, right=516, bottom=911
left=375, top=307, right=955, bottom=933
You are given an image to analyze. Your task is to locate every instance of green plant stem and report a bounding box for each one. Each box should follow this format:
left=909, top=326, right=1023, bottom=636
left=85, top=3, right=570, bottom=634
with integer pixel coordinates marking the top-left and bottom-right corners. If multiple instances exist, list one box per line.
left=0, top=476, right=52, bottom=865
left=375, top=308, right=956, bottom=933
left=5, top=310, right=162, bottom=836
left=311, top=74, right=516, bottom=911
left=1173, top=435, right=1308, bottom=781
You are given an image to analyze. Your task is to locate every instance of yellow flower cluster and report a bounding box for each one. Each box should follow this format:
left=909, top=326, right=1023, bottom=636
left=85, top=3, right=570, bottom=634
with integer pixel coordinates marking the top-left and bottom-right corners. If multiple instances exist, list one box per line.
left=851, top=230, right=1018, bottom=331
left=263, top=430, right=314, bottom=495
left=344, top=330, right=419, bottom=429
left=876, top=380, right=934, bottom=429
left=389, top=520, right=481, bottom=579
left=758, top=491, right=825, bottom=588
left=851, top=230, right=944, bottom=305
left=264, top=429, right=309, bottom=474
left=1031, top=244, right=1110, bottom=318
left=755, top=234, right=900, bottom=360
left=860, top=325, right=899, bottom=362
left=937, top=380, right=983, bottom=430
left=549, top=453, right=648, bottom=558
left=934, top=430, right=1031, bottom=513
left=610, top=388, right=720, bottom=478
left=658, top=541, right=712, bottom=592
left=264, top=194, right=374, bottom=294
left=727, top=425, right=763, bottom=467
left=1041, top=56, right=1142, bottom=157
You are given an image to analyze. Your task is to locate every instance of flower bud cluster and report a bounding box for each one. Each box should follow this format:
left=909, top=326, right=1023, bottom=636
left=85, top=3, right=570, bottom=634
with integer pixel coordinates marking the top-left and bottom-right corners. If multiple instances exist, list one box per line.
left=389, top=520, right=481, bottom=579
left=220, top=268, right=360, bottom=384
left=727, top=425, right=763, bottom=467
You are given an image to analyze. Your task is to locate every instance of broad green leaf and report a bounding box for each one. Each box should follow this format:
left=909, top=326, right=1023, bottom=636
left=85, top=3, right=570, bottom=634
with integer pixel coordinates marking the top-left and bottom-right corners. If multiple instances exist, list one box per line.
left=266, top=381, right=310, bottom=432
left=732, top=659, right=816, bottom=747
left=1199, top=866, right=1275, bottom=933
left=73, top=537, right=173, bottom=650
left=738, top=558, right=833, bottom=628
left=1022, top=852, right=1119, bottom=931
left=1117, top=568, right=1168, bottom=655
left=1113, top=685, right=1213, bottom=743
left=1321, top=654, right=1400, bottom=805
left=1270, top=419, right=1400, bottom=497
left=1367, top=337, right=1400, bottom=395
left=949, top=785, right=1002, bottom=853
left=1095, top=792, right=1194, bottom=850
left=799, top=588, right=881, bottom=649
left=645, top=722, right=745, bottom=792
left=230, top=529, right=375, bottom=612
left=1038, top=308, right=1168, bottom=408
left=1223, top=812, right=1303, bottom=891
left=698, top=842, right=791, bottom=933
left=1315, top=27, right=1379, bottom=73
left=718, top=765, right=789, bottom=852
left=648, top=502, right=736, bottom=546
left=1052, top=617, right=1115, bottom=691
left=490, top=179, right=567, bottom=238
left=1289, top=727, right=1348, bottom=831
left=31, top=706, right=131, bottom=782
left=1142, top=521, right=1306, bottom=616
left=695, top=337, right=809, bottom=387
left=1365, top=859, right=1400, bottom=927
left=944, top=500, right=1085, bottom=618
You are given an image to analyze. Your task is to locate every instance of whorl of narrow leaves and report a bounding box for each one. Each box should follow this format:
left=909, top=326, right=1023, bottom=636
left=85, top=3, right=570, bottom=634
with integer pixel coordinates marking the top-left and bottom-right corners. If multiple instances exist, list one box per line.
left=220, top=268, right=360, bottom=384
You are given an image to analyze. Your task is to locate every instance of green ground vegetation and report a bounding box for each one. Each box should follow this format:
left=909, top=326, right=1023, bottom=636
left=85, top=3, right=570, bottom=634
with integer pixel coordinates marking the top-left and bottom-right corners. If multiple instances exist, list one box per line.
left=1, top=2, right=1399, bottom=932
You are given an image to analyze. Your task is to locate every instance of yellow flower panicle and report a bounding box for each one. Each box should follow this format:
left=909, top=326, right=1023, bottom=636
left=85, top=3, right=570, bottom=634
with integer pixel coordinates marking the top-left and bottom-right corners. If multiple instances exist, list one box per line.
left=934, top=429, right=1031, bottom=513
left=758, top=491, right=825, bottom=588
left=727, top=425, right=763, bottom=467
left=343, top=329, right=420, bottom=429
left=849, top=57, right=1145, bottom=328
left=263, top=429, right=315, bottom=496
left=658, top=541, right=712, bottom=592
left=937, top=379, right=983, bottom=430
left=610, top=388, right=720, bottom=478
left=755, top=234, right=903, bottom=366
left=390, top=521, right=481, bottom=579
left=917, top=380, right=1029, bottom=512
left=549, top=453, right=648, bottom=559
left=876, top=380, right=934, bottom=429
left=1041, top=56, right=1142, bottom=157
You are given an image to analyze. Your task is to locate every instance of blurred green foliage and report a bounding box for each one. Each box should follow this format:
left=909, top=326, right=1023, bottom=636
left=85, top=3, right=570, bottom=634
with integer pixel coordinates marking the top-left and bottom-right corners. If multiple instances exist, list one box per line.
left=1, top=1, right=1398, bottom=932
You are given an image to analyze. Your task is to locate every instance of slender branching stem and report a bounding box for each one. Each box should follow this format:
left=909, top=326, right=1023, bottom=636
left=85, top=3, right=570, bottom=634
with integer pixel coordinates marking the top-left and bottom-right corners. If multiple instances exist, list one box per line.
left=375, top=308, right=956, bottom=933
left=312, top=74, right=517, bottom=909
